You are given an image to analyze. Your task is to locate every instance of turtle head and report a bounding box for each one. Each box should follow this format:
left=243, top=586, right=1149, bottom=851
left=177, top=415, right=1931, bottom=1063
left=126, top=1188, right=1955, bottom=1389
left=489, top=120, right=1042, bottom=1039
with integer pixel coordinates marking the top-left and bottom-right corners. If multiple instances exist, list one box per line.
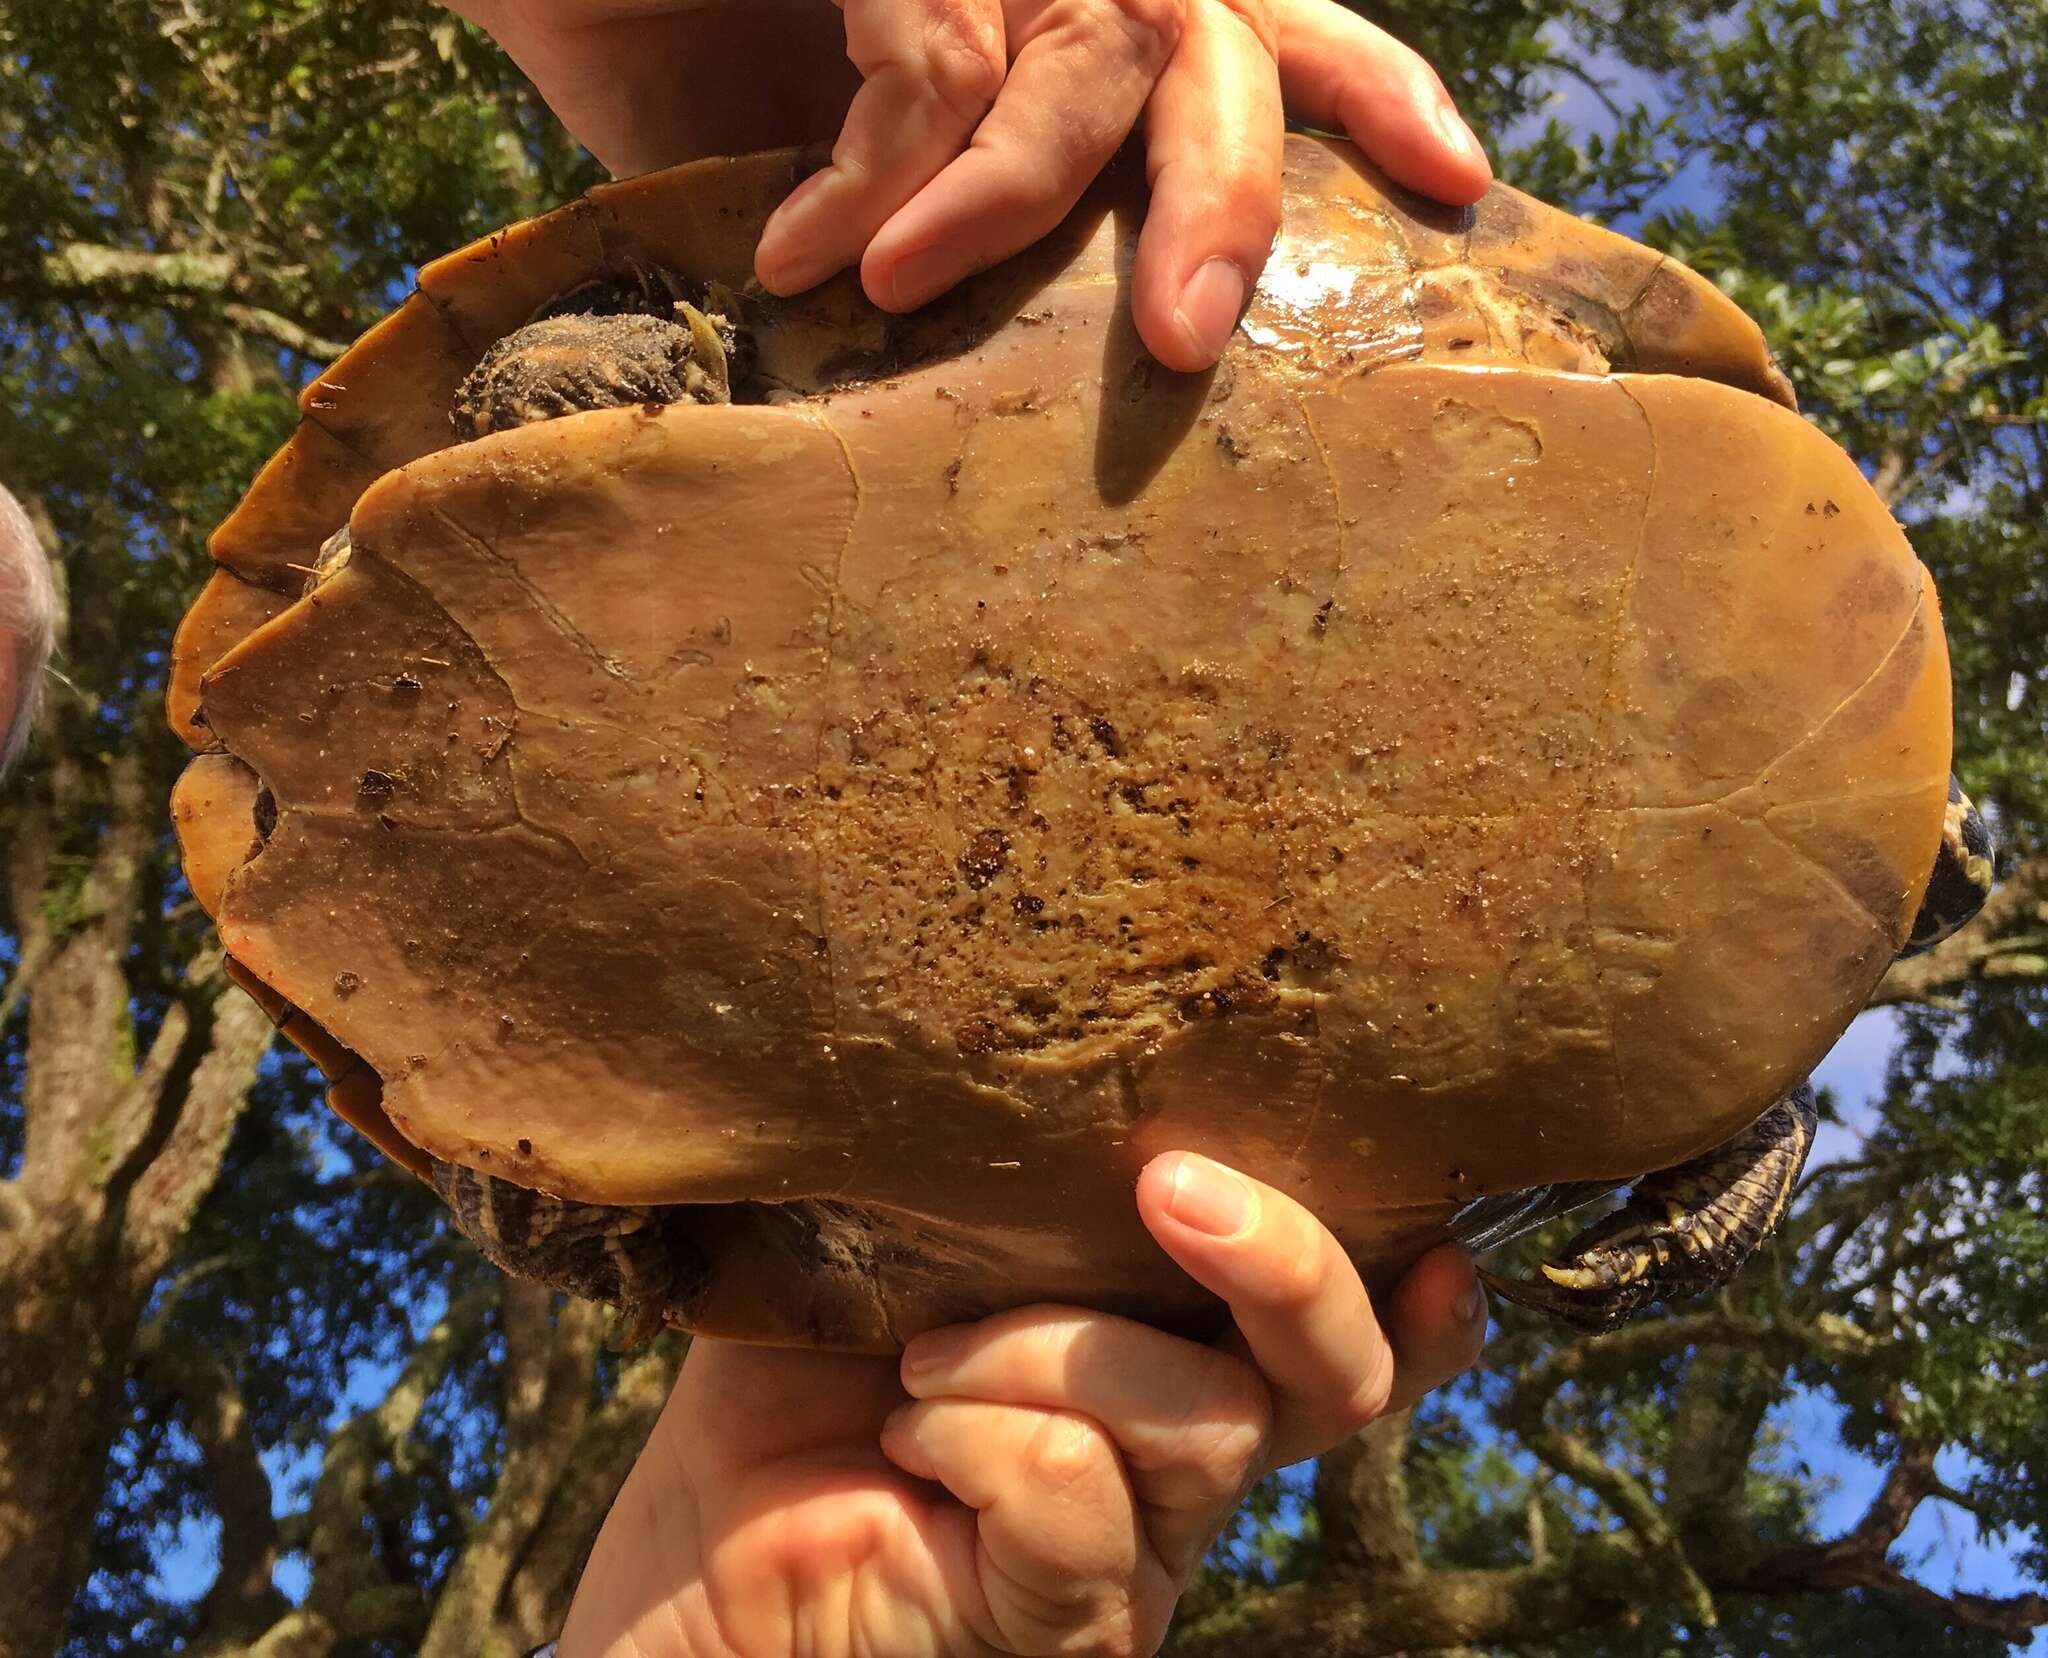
left=1901, top=774, right=1997, bottom=957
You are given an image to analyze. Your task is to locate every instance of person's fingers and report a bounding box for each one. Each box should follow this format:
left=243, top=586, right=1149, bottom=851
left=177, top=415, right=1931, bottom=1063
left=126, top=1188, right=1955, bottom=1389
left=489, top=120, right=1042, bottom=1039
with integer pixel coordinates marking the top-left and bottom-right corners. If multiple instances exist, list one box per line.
left=1136, top=1152, right=1489, bottom=1468
left=1379, top=1243, right=1489, bottom=1413
left=1130, top=0, right=1285, bottom=371
left=880, top=1397, right=1180, bottom=1653
left=462, top=0, right=862, bottom=179
left=755, top=0, right=1007, bottom=295
left=899, top=1304, right=1271, bottom=1579
left=860, top=0, right=1188, bottom=312
left=1271, top=0, right=1491, bottom=204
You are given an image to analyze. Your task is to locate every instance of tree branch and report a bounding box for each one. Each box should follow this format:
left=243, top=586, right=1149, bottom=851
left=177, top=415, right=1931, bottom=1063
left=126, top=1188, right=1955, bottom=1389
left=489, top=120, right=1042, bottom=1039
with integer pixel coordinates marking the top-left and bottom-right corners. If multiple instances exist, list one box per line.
left=1313, top=1412, right=1423, bottom=1581
left=0, top=927, right=54, bottom=1045
left=418, top=1288, right=605, bottom=1658
left=117, top=971, right=282, bottom=1296
left=1741, top=1431, right=2048, bottom=1644
left=39, top=241, right=235, bottom=299
left=1502, top=1369, right=1720, bottom=1631
left=1167, top=1541, right=1650, bottom=1657
left=217, top=303, right=349, bottom=363
left=134, top=1323, right=288, bottom=1653
left=1662, top=1347, right=1776, bottom=1554
left=252, top=1286, right=495, bottom=1656
left=34, top=242, right=349, bottom=361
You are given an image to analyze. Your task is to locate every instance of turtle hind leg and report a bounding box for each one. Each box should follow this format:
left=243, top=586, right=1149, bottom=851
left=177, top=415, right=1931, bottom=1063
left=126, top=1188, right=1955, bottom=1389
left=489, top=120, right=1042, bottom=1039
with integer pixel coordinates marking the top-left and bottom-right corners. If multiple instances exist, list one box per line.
left=430, top=1159, right=707, bottom=1348
left=1479, top=1083, right=1819, bottom=1334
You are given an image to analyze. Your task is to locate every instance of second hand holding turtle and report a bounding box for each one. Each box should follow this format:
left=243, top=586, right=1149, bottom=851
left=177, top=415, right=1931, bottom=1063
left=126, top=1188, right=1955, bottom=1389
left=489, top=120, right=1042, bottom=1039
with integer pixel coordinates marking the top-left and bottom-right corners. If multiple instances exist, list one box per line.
left=557, top=1158, right=1486, bottom=1657
left=442, top=0, right=1492, bottom=371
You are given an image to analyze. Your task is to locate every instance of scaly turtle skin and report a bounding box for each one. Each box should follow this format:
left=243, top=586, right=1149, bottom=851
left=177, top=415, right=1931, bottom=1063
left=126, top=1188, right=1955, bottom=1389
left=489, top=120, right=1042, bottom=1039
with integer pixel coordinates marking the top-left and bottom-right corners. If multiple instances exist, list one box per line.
left=169, top=137, right=1983, bottom=1349
left=451, top=303, right=736, bottom=438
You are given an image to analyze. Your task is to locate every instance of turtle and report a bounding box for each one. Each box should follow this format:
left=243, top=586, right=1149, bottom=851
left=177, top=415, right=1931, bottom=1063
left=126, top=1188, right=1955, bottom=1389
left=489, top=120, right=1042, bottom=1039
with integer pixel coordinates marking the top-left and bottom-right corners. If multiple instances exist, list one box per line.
left=167, top=134, right=1994, bottom=1351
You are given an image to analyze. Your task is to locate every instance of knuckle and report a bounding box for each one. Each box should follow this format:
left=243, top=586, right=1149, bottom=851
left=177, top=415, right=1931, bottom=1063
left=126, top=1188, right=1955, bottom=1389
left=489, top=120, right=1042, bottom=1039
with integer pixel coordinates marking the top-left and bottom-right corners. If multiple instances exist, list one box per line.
left=1169, top=138, right=1279, bottom=228
left=1099, top=0, right=1188, bottom=57
left=1168, top=1363, right=1271, bottom=1492
left=922, top=24, right=1005, bottom=123
left=1206, top=0, right=1277, bottom=54
left=1029, top=1411, right=1111, bottom=1491
left=1227, top=181, right=1283, bottom=254
left=1125, top=1565, right=1183, bottom=1646
left=1074, top=1589, right=1162, bottom=1658
left=1260, top=1239, right=1332, bottom=1314
left=1085, top=1614, right=1144, bottom=1658
left=1336, top=1346, right=1397, bottom=1432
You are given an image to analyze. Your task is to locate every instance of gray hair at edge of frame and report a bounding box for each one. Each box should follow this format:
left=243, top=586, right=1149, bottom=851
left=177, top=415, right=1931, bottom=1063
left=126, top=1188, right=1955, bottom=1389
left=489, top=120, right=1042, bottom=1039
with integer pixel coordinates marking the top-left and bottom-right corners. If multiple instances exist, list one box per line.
left=0, top=484, right=56, bottom=774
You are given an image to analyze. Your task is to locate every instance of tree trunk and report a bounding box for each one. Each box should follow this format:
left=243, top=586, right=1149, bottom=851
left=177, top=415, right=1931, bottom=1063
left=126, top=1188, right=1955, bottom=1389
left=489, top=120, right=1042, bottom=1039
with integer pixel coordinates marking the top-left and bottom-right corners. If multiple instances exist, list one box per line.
left=0, top=750, right=278, bottom=1656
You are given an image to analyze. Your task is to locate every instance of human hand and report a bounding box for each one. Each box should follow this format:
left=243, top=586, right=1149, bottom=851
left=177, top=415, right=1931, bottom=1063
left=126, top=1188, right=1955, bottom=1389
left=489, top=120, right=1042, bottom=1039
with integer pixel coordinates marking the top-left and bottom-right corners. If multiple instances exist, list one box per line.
left=556, top=1151, right=1487, bottom=1656
left=446, top=0, right=1491, bottom=371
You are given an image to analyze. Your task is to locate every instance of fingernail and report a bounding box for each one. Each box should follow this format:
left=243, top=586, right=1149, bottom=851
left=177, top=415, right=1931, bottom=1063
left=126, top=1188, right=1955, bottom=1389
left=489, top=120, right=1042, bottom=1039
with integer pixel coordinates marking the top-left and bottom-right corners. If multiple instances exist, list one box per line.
left=756, top=216, right=838, bottom=296
left=902, top=1324, right=969, bottom=1380
left=1167, top=1153, right=1254, bottom=1239
left=885, top=242, right=978, bottom=311
left=1172, top=257, right=1247, bottom=367
left=1434, top=101, right=1482, bottom=162
left=1457, top=1277, right=1487, bottom=1326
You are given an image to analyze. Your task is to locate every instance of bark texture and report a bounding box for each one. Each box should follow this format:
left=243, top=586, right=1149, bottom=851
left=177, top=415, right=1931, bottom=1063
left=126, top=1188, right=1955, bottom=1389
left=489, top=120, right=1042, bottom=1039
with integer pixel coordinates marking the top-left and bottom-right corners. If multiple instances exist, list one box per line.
left=0, top=747, right=279, bottom=1658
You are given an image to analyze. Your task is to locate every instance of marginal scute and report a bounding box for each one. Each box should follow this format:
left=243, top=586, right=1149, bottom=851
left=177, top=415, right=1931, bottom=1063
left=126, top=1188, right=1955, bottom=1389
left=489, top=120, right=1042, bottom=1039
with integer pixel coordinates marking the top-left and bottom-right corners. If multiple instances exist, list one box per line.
left=297, top=293, right=474, bottom=473
left=219, top=953, right=360, bottom=1083
left=1623, top=259, right=1798, bottom=407
left=585, top=149, right=808, bottom=293
left=168, top=571, right=291, bottom=754
left=169, top=752, right=263, bottom=915
left=416, top=195, right=608, bottom=356
left=329, top=1069, right=432, bottom=1179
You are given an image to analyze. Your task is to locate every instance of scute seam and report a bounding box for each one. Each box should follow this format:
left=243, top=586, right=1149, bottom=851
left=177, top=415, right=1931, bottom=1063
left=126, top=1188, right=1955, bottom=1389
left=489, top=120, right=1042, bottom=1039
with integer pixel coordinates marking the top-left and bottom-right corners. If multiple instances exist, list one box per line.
left=1585, top=378, right=1663, bottom=1143
left=808, top=407, right=869, bottom=1199
left=1286, top=388, right=1347, bottom=1174
left=425, top=503, right=631, bottom=683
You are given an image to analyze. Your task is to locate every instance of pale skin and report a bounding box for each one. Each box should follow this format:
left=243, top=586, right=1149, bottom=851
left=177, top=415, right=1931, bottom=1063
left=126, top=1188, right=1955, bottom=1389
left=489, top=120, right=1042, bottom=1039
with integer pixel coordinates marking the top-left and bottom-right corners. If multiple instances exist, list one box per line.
left=562, top=1156, right=1486, bottom=1657
left=445, top=0, right=1492, bottom=369
left=438, top=5, right=1494, bottom=1650
left=0, top=484, right=52, bottom=772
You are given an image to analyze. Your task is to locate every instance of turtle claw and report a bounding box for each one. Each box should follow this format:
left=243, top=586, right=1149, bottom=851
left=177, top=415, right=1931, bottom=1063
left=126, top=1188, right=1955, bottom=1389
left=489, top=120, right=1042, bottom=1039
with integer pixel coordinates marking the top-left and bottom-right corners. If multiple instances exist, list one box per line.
left=1477, top=1261, right=1652, bottom=1334
left=1483, top=1083, right=1819, bottom=1332
left=608, top=1299, right=672, bottom=1353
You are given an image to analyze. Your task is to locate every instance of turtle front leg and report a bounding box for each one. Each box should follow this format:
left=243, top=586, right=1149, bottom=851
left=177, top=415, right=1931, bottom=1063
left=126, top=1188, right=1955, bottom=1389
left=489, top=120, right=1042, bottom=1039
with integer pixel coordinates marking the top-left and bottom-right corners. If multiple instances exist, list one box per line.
left=451, top=290, right=740, bottom=439
left=1480, top=1082, right=1818, bottom=1333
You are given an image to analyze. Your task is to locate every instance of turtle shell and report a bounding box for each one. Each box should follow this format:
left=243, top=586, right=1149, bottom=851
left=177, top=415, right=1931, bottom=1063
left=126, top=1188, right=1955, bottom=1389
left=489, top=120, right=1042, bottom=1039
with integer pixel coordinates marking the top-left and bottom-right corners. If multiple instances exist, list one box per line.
left=169, top=136, right=1952, bottom=1349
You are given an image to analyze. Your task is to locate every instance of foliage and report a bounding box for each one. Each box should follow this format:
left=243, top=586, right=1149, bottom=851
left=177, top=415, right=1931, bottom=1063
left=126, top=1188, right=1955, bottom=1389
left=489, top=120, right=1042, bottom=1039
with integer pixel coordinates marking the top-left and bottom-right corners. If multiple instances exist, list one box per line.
left=0, top=2, right=2041, bottom=1655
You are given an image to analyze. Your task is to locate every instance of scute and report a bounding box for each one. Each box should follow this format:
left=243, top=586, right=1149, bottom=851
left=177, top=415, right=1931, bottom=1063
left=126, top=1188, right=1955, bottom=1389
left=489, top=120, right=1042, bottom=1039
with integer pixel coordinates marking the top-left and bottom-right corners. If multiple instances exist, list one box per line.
left=170, top=135, right=1957, bottom=1348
